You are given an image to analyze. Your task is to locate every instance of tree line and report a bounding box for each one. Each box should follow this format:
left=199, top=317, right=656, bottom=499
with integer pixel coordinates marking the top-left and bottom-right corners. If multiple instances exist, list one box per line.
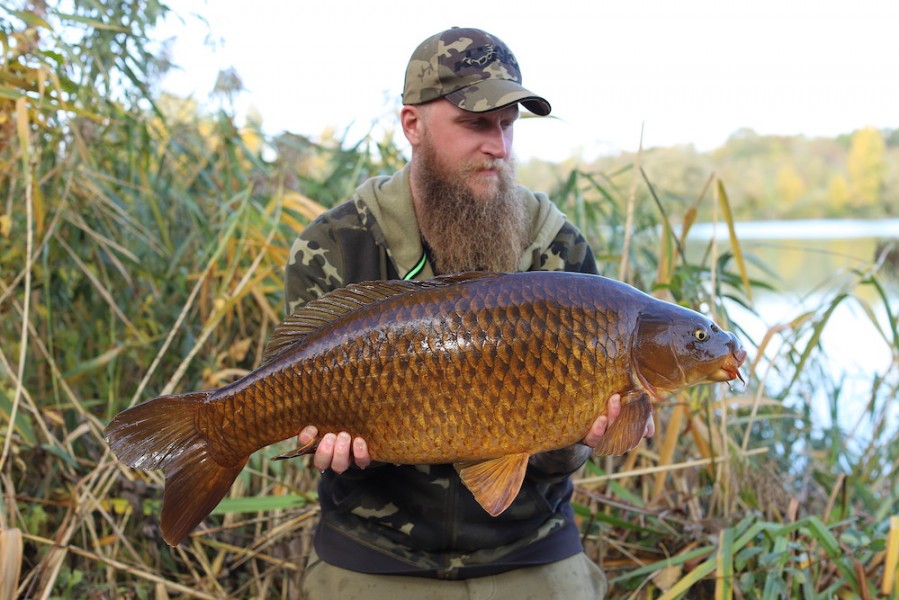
left=522, top=126, right=898, bottom=222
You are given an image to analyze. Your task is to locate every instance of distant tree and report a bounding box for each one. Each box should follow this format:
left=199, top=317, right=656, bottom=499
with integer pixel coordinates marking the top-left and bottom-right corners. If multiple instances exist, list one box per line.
left=883, top=128, right=899, bottom=148
left=847, top=126, right=886, bottom=210
left=880, top=147, right=899, bottom=216
left=553, top=126, right=891, bottom=221
left=827, top=174, right=850, bottom=213
left=724, top=128, right=766, bottom=158
left=775, top=164, right=807, bottom=207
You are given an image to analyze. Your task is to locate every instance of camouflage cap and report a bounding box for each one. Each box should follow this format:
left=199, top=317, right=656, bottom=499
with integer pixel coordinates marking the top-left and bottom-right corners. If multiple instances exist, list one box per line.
left=402, top=27, right=551, bottom=116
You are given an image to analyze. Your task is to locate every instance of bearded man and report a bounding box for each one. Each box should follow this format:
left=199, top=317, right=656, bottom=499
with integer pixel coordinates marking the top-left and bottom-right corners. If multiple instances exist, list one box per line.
left=286, top=27, right=650, bottom=600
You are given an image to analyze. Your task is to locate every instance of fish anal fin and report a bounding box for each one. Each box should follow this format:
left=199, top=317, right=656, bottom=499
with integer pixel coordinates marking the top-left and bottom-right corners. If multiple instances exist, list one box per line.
left=274, top=436, right=318, bottom=461
left=454, top=453, right=530, bottom=517
left=592, top=392, right=653, bottom=456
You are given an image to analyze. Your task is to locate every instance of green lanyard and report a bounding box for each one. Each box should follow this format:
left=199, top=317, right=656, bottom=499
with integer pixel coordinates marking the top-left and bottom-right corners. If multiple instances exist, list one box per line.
left=403, top=251, right=428, bottom=280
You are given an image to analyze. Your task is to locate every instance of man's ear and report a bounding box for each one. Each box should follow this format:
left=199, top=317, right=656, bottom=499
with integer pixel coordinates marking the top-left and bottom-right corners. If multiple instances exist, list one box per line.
left=401, top=105, right=425, bottom=147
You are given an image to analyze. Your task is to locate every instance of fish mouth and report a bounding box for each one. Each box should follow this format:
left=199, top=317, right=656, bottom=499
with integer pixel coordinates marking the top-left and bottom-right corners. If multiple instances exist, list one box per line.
left=708, top=367, right=744, bottom=384
left=710, top=348, right=748, bottom=384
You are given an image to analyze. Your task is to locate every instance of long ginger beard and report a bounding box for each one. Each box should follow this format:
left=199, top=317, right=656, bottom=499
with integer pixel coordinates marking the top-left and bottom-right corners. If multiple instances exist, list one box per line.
left=413, top=134, right=529, bottom=274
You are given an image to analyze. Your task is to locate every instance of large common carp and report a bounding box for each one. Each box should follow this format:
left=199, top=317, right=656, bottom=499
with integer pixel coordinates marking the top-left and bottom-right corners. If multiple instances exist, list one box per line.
left=105, top=271, right=746, bottom=545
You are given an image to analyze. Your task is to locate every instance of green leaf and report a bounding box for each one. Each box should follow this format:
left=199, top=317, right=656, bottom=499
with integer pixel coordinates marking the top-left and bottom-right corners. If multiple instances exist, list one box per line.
left=55, top=12, right=130, bottom=32
left=787, top=293, right=847, bottom=391
left=0, top=387, right=36, bottom=445
left=210, top=494, right=311, bottom=515
left=611, top=545, right=715, bottom=583
left=7, top=9, right=52, bottom=29
left=716, top=179, right=752, bottom=303
left=716, top=526, right=735, bottom=600
left=657, top=555, right=718, bottom=600
left=582, top=509, right=668, bottom=535
left=40, top=443, right=79, bottom=469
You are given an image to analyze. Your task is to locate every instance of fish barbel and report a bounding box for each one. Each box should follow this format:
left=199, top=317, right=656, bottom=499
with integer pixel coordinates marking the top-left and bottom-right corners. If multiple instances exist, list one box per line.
left=105, top=271, right=746, bottom=545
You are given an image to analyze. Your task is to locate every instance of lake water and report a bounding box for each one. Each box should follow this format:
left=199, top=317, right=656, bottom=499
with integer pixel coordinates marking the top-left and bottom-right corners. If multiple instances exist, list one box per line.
left=684, top=219, right=899, bottom=440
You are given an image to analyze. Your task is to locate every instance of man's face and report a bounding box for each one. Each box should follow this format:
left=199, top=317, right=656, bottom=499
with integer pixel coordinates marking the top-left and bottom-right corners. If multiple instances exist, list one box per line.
left=411, top=100, right=518, bottom=201
left=405, top=100, right=529, bottom=275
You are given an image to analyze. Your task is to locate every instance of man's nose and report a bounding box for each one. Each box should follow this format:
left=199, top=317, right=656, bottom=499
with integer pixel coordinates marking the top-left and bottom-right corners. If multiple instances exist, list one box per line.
left=481, top=126, right=510, bottom=159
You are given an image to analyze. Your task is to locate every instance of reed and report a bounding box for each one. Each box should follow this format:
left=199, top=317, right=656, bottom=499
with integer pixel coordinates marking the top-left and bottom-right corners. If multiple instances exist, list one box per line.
left=1, top=3, right=897, bottom=597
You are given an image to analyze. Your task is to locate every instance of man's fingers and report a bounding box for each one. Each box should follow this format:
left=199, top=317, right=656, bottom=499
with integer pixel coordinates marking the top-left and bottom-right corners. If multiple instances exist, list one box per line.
left=606, top=394, right=621, bottom=426
left=312, top=431, right=369, bottom=473
left=581, top=394, right=624, bottom=448
left=297, top=425, right=317, bottom=445
left=582, top=415, right=608, bottom=448
left=329, top=432, right=352, bottom=473
left=644, top=415, right=655, bottom=438
left=313, top=432, right=337, bottom=472
left=353, top=437, right=371, bottom=469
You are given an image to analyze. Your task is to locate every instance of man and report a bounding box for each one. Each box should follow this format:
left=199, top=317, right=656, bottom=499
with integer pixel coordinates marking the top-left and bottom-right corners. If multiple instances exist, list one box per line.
left=286, top=27, right=651, bottom=599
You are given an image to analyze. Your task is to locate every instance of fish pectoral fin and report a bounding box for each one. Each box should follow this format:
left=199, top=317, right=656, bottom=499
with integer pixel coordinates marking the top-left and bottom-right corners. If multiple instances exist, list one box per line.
left=274, top=437, right=318, bottom=461
left=454, top=453, right=530, bottom=517
left=592, top=392, right=653, bottom=456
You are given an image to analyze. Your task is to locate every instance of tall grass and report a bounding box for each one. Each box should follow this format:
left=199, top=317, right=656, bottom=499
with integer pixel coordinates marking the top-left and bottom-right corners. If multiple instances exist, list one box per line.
left=2, top=2, right=898, bottom=598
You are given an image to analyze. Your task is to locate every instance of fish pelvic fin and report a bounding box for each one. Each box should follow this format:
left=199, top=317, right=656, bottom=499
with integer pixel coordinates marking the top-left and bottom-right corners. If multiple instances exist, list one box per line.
left=454, top=453, right=530, bottom=517
left=592, top=392, right=654, bottom=456
left=104, top=391, right=246, bottom=545
left=274, top=436, right=318, bottom=461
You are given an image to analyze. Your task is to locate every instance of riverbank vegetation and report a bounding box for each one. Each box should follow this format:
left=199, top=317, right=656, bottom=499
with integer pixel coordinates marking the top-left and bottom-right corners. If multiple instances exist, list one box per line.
left=2, top=3, right=898, bottom=598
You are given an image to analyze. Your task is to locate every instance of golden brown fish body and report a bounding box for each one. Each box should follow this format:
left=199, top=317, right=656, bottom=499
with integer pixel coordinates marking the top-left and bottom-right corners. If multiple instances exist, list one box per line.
left=203, top=273, right=633, bottom=465
left=105, top=271, right=746, bottom=545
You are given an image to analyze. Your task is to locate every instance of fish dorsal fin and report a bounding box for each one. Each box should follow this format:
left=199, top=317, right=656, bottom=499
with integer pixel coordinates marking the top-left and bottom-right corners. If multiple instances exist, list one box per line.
left=264, top=280, right=420, bottom=363
left=263, top=273, right=500, bottom=363
left=429, top=271, right=502, bottom=285
left=454, top=452, right=530, bottom=516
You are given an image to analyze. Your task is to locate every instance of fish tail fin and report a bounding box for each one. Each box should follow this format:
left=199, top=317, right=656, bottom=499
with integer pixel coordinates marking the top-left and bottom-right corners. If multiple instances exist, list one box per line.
left=592, top=392, right=653, bottom=456
left=160, top=435, right=246, bottom=546
left=104, top=391, right=247, bottom=545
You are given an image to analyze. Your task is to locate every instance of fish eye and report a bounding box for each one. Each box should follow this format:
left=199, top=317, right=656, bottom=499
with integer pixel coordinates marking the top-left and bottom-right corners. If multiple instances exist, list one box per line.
left=693, top=328, right=709, bottom=342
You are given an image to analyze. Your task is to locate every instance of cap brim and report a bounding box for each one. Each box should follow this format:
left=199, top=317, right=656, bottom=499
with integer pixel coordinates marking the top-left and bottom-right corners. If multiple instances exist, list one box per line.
left=445, top=79, right=552, bottom=116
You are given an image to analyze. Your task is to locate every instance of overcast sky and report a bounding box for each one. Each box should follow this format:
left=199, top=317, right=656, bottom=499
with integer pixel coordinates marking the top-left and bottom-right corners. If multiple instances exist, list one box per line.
left=154, top=0, right=899, bottom=162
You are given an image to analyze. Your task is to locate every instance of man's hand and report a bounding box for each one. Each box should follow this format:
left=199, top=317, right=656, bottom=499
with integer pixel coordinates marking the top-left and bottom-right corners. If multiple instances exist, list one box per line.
left=297, top=426, right=371, bottom=473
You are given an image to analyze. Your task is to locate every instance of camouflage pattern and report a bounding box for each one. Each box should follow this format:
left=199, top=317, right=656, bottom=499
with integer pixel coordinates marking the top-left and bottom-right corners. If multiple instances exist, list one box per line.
left=403, top=27, right=551, bottom=116
left=284, top=168, right=598, bottom=578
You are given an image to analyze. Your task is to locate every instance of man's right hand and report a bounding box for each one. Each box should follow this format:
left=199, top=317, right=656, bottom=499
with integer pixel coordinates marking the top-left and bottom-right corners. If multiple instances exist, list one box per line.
left=298, top=426, right=371, bottom=473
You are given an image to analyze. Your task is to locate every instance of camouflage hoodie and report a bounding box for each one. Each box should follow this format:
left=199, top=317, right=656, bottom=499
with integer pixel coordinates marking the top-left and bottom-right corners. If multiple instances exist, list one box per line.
left=284, top=164, right=600, bottom=579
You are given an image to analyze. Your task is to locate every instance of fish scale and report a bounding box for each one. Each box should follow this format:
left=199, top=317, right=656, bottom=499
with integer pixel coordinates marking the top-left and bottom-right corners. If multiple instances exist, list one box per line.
left=105, top=270, right=747, bottom=545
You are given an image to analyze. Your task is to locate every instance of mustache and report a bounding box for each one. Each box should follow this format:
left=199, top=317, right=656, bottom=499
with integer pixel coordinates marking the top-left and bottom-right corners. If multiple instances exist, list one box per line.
left=464, top=158, right=513, bottom=176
